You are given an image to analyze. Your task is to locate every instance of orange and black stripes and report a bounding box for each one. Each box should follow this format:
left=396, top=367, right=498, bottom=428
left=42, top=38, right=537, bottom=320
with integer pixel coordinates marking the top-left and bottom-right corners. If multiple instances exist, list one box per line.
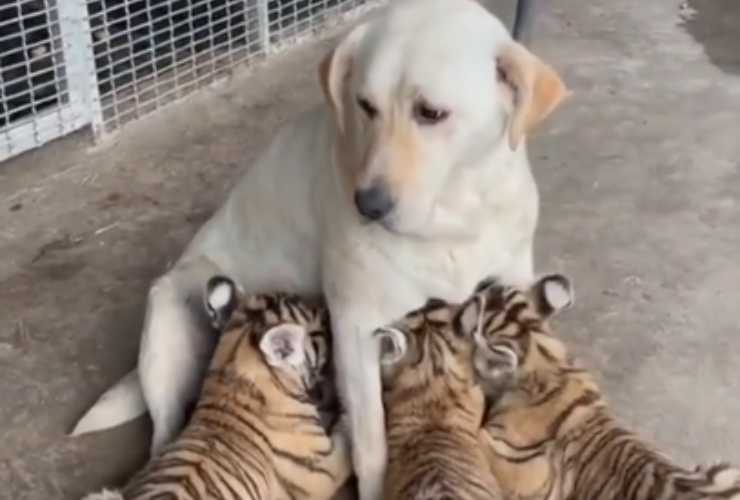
left=378, top=296, right=504, bottom=500
left=120, top=288, right=351, bottom=500
left=471, top=276, right=740, bottom=500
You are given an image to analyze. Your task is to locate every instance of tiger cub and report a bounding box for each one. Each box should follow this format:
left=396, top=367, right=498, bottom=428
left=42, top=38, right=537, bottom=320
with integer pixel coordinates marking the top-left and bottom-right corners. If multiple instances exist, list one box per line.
left=469, top=274, right=740, bottom=500
left=374, top=296, right=504, bottom=500
left=83, top=276, right=351, bottom=500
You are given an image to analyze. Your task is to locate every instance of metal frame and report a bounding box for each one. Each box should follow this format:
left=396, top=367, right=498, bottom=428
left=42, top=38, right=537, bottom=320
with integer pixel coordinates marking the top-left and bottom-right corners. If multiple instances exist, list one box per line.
left=258, top=0, right=272, bottom=56
left=1, top=0, right=97, bottom=160
left=59, top=0, right=104, bottom=137
left=1, top=0, right=376, bottom=162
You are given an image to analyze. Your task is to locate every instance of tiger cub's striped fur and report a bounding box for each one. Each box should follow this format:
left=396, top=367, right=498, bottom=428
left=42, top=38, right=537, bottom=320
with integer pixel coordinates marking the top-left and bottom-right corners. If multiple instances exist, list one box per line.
left=469, top=274, right=740, bottom=500
left=84, top=276, right=351, bottom=500
left=374, top=296, right=504, bottom=500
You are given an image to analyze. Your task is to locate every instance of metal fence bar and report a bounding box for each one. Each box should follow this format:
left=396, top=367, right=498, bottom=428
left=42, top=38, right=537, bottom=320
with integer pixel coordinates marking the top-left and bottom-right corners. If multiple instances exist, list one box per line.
left=0, top=105, right=88, bottom=159
left=0, top=0, right=89, bottom=161
left=512, top=0, right=542, bottom=46
left=56, top=0, right=102, bottom=137
left=257, top=0, right=271, bottom=55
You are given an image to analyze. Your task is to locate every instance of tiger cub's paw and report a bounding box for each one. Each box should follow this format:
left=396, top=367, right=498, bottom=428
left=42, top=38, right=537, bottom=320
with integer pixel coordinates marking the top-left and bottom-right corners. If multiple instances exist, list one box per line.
left=204, top=275, right=240, bottom=330
left=473, top=344, right=518, bottom=398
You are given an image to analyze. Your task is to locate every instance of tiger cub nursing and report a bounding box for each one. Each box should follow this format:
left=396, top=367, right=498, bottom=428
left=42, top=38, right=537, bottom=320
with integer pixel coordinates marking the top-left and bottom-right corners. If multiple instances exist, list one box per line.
left=374, top=296, right=504, bottom=500
left=83, top=276, right=351, bottom=500
left=469, top=274, right=740, bottom=500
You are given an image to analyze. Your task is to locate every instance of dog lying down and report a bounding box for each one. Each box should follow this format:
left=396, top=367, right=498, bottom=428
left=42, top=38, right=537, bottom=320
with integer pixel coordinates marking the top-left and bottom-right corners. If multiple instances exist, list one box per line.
left=72, top=1, right=569, bottom=499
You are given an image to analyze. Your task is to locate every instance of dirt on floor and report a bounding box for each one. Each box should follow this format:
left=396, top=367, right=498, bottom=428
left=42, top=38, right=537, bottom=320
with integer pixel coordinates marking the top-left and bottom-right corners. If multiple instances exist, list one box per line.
left=1, top=0, right=739, bottom=499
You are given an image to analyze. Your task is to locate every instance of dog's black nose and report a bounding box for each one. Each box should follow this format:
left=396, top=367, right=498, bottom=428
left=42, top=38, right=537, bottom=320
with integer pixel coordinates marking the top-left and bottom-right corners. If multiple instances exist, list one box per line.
left=354, top=183, right=395, bottom=221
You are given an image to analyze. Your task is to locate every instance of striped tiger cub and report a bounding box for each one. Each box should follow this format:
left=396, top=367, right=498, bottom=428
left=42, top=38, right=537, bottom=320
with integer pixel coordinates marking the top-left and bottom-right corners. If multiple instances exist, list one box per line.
left=469, top=274, right=740, bottom=500
left=374, top=296, right=504, bottom=500
left=83, top=275, right=351, bottom=500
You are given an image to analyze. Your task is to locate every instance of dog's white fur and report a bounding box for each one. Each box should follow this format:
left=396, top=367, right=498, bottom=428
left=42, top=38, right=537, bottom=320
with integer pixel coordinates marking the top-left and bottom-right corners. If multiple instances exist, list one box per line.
left=71, top=1, right=567, bottom=500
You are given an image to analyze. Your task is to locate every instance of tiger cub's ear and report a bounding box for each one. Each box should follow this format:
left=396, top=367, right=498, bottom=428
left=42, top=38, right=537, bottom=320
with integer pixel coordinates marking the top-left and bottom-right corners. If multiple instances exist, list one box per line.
left=454, top=292, right=486, bottom=339
left=375, top=327, right=407, bottom=366
left=205, top=275, right=240, bottom=330
left=530, top=273, right=574, bottom=318
left=260, top=324, right=307, bottom=368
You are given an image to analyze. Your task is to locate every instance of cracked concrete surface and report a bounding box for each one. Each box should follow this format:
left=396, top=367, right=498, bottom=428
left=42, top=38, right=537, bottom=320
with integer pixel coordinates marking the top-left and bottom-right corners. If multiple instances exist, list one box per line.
left=1, top=0, right=739, bottom=498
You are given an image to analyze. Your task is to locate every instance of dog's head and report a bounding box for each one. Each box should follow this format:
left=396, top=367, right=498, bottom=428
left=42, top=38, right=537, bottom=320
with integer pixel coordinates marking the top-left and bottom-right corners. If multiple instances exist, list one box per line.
left=319, top=0, right=568, bottom=235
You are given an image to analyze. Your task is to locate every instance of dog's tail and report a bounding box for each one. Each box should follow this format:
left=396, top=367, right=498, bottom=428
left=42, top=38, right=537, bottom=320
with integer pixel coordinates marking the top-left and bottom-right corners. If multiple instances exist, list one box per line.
left=80, top=488, right=124, bottom=500
left=70, top=368, right=146, bottom=436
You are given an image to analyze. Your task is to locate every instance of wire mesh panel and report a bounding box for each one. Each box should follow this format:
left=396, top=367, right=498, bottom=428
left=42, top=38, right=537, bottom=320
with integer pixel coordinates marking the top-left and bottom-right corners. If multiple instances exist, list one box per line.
left=88, top=0, right=263, bottom=132
left=0, top=0, right=91, bottom=160
left=268, top=0, right=369, bottom=44
left=0, top=0, right=377, bottom=161
left=89, top=0, right=372, bottom=134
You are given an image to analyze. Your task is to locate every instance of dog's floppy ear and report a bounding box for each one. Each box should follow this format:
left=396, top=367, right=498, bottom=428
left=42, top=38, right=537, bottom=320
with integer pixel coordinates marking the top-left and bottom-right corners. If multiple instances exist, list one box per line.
left=497, top=41, right=569, bottom=150
left=318, top=21, right=369, bottom=134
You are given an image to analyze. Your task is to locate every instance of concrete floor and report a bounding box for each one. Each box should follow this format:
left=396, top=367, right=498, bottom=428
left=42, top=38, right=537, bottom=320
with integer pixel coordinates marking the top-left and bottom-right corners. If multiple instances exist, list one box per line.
left=1, top=0, right=739, bottom=498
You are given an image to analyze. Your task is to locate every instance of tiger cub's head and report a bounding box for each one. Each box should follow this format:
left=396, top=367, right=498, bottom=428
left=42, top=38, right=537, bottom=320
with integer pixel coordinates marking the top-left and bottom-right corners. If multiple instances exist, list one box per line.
left=203, top=275, right=332, bottom=405
left=469, top=274, right=578, bottom=403
left=373, top=294, right=488, bottom=420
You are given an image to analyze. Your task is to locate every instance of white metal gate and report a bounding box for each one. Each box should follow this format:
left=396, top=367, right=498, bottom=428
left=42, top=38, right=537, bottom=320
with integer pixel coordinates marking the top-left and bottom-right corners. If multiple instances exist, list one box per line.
left=1, top=0, right=92, bottom=160
left=0, top=0, right=376, bottom=162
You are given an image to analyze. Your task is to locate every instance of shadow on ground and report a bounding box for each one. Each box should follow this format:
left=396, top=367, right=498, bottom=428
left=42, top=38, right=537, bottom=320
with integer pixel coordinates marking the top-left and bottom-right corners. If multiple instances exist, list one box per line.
left=680, top=0, right=740, bottom=75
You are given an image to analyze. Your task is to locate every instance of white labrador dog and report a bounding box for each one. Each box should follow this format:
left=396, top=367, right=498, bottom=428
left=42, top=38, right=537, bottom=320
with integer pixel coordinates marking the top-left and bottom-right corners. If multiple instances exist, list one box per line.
left=72, top=1, right=567, bottom=499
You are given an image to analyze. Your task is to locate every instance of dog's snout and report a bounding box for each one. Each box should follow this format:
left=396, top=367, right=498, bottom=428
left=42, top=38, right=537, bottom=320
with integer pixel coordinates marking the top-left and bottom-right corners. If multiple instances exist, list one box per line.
left=354, top=183, right=395, bottom=221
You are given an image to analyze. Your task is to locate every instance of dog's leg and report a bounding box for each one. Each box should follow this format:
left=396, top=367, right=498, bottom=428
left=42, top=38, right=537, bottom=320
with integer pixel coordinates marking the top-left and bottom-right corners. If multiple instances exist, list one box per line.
left=138, top=256, right=221, bottom=454
left=329, top=306, right=387, bottom=500
left=506, top=241, right=536, bottom=288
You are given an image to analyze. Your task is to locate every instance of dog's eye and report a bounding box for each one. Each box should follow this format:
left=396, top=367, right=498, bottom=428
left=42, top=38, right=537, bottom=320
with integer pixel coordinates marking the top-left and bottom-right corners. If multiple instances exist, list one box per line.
left=357, top=97, right=378, bottom=119
left=414, top=102, right=449, bottom=125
